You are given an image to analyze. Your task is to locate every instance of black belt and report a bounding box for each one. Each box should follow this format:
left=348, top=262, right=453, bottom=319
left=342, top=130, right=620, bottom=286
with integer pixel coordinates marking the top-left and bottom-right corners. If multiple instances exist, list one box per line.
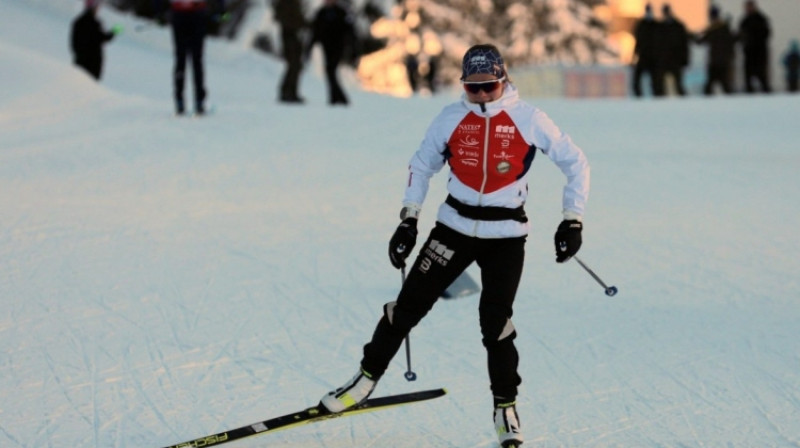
left=445, top=195, right=528, bottom=223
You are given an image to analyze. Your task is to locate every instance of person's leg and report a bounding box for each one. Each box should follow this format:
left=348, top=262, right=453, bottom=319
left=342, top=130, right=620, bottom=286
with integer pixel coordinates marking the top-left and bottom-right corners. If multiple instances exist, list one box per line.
left=744, top=57, right=756, bottom=93
left=361, top=224, right=476, bottom=378
left=758, top=57, right=771, bottom=92
left=476, top=235, right=526, bottom=447
left=189, top=12, right=206, bottom=112
left=673, top=67, right=687, bottom=96
left=321, top=224, right=476, bottom=413
left=632, top=63, right=645, bottom=97
left=280, top=30, right=303, bottom=101
left=171, top=16, right=188, bottom=113
left=651, top=67, right=665, bottom=97
left=703, top=67, right=714, bottom=95
left=323, top=48, right=348, bottom=105
left=475, top=236, right=525, bottom=403
left=720, top=65, right=733, bottom=94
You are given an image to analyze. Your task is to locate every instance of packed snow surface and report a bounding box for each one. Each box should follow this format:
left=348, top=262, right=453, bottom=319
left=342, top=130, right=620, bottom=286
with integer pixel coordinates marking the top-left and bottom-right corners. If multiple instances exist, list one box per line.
left=1, top=1, right=799, bottom=447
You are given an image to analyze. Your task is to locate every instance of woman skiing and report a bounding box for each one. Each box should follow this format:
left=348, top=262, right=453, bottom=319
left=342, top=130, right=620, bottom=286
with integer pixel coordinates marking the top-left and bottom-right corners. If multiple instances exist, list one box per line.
left=318, top=44, right=591, bottom=447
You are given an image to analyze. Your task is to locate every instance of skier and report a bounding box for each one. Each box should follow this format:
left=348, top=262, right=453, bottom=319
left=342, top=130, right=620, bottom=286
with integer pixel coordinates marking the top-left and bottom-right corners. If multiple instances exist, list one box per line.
left=70, top=0, right=118, bottom=80
left=318, top=44, right=590, bottom=447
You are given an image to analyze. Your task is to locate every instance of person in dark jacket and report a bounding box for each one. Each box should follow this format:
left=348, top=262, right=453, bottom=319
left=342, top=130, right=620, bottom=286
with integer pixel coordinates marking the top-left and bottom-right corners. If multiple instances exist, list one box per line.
left=307, top=0, right=356, bottom=105
left=70, top=0, right=116, bottom=80
left=738, top=0, right=771, bottom=93
left=695, top=6, right=736, bottom=95
left=783, top=40, right=800, bottom=92
left=659, top=4, right=689, bottom=96
left=273, top=0, right=307, bottom=103
left=632, top=4, right=664, bottom=97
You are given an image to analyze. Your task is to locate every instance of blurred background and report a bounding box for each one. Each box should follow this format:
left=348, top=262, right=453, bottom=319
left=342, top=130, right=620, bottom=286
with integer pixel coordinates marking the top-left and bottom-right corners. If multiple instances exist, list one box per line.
left=92, top=0, right=800, bottom=97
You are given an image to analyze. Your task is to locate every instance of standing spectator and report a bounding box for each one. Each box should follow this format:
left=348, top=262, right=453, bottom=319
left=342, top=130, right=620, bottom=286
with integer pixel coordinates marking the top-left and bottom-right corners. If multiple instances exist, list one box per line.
left=738, top=0, right=771, bottom=93
left=307, top=0, right=356, bottom=106
left=425, top=55, right=439, bottom=93
left=70, top=0, right=118, bottom=81
left=659, top=4, right=689, bottom=96
left=632, top=4, right=664, bottom=97
left=695, top=5, right=736, bottom=95
left=405, top=53, right=420, bottom=93
left=273, top=0, right=307, bottom=104
left=784, top=40, right=800, bottom=92
left=158, top=0, right=226, bottom=115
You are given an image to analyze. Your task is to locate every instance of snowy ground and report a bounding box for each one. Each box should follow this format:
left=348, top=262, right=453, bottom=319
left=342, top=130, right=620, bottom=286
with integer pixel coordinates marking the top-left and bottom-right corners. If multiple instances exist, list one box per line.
left=2, top=1, right=800, bottom=447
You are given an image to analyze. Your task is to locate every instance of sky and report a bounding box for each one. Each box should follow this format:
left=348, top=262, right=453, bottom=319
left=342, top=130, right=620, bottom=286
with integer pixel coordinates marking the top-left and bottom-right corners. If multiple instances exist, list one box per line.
left=1, top=1, right=800, bottom=447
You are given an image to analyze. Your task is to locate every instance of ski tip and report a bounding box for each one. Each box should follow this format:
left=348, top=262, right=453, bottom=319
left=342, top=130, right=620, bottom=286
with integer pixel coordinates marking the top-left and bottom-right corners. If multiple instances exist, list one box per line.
left=426, top=387, right=447, bottom=398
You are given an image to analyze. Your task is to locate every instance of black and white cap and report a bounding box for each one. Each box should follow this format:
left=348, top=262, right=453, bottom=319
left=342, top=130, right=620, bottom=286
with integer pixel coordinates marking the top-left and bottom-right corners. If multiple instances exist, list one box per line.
left=460, top=44, right=505, bottom=80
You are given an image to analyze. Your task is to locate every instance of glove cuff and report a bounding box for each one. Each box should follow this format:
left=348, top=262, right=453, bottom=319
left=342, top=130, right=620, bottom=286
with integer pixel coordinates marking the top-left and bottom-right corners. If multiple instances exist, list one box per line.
left=563, top=210, right=582, bottom=221
left=400, top=204, right=421, bottom=220
left=558, top=219, right=583, bottom=231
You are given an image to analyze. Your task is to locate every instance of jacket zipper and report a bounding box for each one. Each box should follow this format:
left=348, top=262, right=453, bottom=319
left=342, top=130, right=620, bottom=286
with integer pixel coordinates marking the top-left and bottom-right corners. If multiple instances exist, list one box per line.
left=472, top=114, right=491, bottom=236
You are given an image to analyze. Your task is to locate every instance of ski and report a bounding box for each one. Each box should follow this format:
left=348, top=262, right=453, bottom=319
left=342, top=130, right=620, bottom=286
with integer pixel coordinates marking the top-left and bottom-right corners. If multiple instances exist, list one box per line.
left=160, top=388, right=447, bottom=448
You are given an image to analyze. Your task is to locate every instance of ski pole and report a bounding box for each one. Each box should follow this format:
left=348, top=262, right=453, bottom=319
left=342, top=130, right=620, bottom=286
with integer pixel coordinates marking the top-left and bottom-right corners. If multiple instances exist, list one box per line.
left=573, top=256, right=618, bottom=297
left=400, top=267, right=417, bottom=381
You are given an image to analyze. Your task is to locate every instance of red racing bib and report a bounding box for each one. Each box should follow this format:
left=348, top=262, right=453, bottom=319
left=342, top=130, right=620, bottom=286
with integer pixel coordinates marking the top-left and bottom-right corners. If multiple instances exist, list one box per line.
left=447, top=111, right=533, bottom=194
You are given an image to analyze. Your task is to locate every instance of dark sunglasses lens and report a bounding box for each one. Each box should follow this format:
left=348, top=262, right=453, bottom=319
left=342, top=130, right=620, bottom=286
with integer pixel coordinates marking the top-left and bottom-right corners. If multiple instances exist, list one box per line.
left=465, top=81, right=500, bottom=94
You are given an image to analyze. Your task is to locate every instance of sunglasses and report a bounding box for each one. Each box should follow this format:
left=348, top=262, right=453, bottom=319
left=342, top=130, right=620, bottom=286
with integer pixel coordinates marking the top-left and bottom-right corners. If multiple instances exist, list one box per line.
left=462, top=76, right=505, bottom=94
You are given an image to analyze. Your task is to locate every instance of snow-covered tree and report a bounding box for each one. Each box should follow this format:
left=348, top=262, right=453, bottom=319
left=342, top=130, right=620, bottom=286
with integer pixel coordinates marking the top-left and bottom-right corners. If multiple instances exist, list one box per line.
left=358, top=0, right=617, bottom=95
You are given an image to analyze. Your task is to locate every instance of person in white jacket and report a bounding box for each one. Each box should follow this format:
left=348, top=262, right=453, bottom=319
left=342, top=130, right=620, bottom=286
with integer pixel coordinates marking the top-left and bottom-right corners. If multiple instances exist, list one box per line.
left=318, top=44, right=590, bottom=447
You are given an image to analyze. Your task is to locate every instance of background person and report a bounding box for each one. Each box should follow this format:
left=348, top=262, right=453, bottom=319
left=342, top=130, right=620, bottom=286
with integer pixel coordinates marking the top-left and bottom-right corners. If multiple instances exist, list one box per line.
left=157, top=0, right=226, bottom=115
left=659, top=3, right=689, bottom=96
left=738, top=0, right=772, bottom=93
left=783, top=40, right=800, bottom=92
left=632, top=3, right=664, bottom=97
left=695, top=5, right=736, bottom=95
left=273, top=0, right=307, bottom=104
left=306, top=0, right=356, bottom=105
left=70, top=0, right=118, bottom=80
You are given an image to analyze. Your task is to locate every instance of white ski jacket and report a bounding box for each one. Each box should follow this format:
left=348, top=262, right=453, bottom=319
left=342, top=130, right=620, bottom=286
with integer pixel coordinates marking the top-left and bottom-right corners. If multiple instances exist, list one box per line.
left=403, top=84, right=590, bottom=239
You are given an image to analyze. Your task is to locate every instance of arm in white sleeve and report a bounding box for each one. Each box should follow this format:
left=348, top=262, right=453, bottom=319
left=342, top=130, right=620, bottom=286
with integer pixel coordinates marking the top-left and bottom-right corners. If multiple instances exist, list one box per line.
left=532, top=110, right=591, bottom=220
left=402, top=113, right=450, bottom=213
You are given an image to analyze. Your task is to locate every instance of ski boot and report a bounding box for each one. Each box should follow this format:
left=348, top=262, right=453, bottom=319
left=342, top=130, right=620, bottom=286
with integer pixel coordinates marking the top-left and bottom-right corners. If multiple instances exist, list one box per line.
left=319, top=367, right=376, bottom=413
left=495, top=401, right=523, bottom=447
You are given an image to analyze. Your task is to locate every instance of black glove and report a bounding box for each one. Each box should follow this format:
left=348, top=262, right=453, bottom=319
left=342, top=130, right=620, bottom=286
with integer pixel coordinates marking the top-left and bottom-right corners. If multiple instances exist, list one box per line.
left=554, top=219, right=582, bottom=263
left=388, top=218, right=418, bottom=269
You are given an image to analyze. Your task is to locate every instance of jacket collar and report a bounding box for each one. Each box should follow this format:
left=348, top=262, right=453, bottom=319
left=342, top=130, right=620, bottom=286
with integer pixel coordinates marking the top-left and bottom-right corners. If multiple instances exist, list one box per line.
left=461, top=83, right=519, bottom=116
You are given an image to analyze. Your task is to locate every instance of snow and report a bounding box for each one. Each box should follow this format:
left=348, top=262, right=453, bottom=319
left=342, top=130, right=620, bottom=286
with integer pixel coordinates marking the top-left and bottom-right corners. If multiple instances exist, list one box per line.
left=2, top=1, right=800, bottom=447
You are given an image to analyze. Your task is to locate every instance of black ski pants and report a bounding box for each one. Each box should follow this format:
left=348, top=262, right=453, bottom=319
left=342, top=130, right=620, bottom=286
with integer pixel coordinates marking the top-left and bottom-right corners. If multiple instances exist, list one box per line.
left=362, top=223, right=525, bottom=401
left=171, top=11, right=207, bottom=110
